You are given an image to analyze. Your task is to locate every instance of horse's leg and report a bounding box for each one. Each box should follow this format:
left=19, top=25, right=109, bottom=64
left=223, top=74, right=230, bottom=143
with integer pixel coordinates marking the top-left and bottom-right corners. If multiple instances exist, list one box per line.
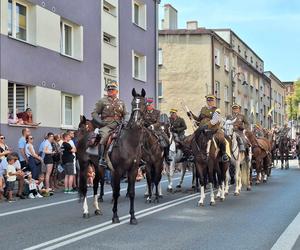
left=177, top=162, right=186, bottom=189
left=112, top=171, right=121, bottom=224
left=234, top=158, right=241, bottom=196
left=225, top=168, right=230, bottom=195
left=128, top=168, right=138, bottom=225
left=99, top=167, right=105, bottom=202
left=79, top=161, right=89, bottom=218
left=93, top=166, right=102, bottom=215
left=208, top=159, right=215, bottom=206
left=280, top=150, right=284, bottom=169
left=196, top=162, right=205, bottom=206
left=145, top=165, right=152, bottom=203
left=168, top=159, right=175, bottom=191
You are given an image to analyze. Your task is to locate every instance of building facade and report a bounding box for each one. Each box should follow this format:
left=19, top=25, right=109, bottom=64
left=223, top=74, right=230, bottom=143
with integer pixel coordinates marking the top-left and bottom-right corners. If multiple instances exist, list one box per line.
left=0, top=0, right=160, bottom=147
left=264, top=71, right=285, bottom=126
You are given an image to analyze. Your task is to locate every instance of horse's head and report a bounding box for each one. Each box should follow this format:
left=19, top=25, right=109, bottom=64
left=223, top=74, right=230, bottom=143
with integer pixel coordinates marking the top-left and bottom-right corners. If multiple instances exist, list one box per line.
left=130, top=88, right=146, bottom=127
left=224, top=118, right=236, bottom=136
left=77, top=115, right=95, bottom=139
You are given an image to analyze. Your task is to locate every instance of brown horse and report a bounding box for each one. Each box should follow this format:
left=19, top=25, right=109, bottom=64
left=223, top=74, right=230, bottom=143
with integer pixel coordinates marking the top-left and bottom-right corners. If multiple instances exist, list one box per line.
left=245, top=130, right=270, bottom=184
left=77, top=117, right=105, bottom=218
left=109, top=88, right=146, bottom=225
left=278, top=135, right=290, bottom=170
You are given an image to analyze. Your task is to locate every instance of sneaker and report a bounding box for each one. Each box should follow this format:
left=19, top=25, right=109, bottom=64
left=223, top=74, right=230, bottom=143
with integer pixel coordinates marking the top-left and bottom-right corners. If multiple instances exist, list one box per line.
left=28, top=193, right=35, bottom=199
left=68, top=189, right=77, bottom=194
left=36, top=193, right=43, bottom=198
left=64, top=189, right=69, bottom=194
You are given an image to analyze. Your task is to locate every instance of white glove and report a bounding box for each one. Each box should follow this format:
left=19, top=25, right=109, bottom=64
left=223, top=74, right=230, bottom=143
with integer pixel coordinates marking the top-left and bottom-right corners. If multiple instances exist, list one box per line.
left=94, top=128, right=100, bottom=134
left=150, top=125, right=155, bottom=130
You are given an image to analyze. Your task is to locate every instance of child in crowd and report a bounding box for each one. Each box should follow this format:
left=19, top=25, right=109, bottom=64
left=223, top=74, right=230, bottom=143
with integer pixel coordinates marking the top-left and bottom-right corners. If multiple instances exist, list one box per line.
left=36, top=174, right=46, bottom=197
left=25, top=172, right=43, bottom=198
left=87, top=165, right=95, bottom=187
left=6, top=154, right=18, bottom=202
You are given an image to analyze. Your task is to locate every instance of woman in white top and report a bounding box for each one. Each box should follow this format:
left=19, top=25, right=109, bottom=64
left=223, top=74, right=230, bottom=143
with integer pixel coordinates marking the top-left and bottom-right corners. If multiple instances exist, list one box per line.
left=25, top=135, right=43, bottom=179
left=0, top=133, right=11, bottom=162
left=43, top=132, right=54, bottom=193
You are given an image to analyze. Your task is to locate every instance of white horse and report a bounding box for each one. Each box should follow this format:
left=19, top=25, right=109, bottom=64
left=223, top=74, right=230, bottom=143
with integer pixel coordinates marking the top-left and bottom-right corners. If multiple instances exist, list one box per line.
left=166, top=134, right=195, bottom=191
left=224, top=119, right=252, bottom=195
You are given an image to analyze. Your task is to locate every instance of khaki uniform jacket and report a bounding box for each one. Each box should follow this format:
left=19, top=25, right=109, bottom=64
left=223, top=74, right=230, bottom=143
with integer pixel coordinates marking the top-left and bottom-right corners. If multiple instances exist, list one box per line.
left=227, top=113, right=249, bottom=131
left=194, top=106, right=220, bottom=130
left=170, top=117, right=187, bottom=136
left=92, top=96, right=126, bottom=126
left=144, top=109, right=161, bottom=129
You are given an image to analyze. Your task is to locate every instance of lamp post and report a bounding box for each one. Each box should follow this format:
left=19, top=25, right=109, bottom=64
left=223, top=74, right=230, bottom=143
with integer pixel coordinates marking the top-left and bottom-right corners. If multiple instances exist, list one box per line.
left=231, top=71, right=248, bottom=104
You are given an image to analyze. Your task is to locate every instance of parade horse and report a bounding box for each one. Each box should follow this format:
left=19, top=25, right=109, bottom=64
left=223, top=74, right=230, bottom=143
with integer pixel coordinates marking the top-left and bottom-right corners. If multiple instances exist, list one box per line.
left=77, top=117, right=105, bottom=218
left=245, top=130, right=271, bottom=184
left=271, top=132, right=280, bottom=167
left=224, top=119, right=251, bottom=195
left=142, top=127, right=164, bottom=203
left=278, top=134, right=290, bottom=170
left=296, top=135, right=300, bottom=167
left=107, top=88, right=146, bottom=225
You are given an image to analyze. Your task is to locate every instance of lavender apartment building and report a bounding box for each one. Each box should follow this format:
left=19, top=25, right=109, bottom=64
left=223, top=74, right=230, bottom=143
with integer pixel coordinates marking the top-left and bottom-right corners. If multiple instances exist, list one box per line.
left=0, top=0, right=160, bottom=147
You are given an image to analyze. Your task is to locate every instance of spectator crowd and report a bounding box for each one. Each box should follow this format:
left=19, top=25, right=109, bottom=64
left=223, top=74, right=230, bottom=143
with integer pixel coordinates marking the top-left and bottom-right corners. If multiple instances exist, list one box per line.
left=0, top=128, right=82, bottom=203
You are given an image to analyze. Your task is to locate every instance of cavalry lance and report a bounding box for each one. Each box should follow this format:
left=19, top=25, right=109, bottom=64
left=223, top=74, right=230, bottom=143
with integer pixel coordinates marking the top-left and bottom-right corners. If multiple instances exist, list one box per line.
left=180, top=100, right=198, bottom=131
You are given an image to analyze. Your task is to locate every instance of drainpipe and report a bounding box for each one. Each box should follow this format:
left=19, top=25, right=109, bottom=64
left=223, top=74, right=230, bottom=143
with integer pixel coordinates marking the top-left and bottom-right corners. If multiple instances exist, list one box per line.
left=155, top=1, right=159, bottom=108
left=211, top=34, right=215, bottom=95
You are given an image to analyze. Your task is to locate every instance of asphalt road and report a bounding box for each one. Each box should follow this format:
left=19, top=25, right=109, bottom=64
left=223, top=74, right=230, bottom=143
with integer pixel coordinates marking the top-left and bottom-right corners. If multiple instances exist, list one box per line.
left=1, top=161, right=300, bottom=250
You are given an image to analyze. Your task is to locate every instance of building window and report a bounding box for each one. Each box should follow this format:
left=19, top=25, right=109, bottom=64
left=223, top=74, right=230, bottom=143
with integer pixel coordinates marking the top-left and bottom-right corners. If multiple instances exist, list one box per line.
left=158, top=81, right=163, bottom=99
left=215, top=81, right=221, bottom=99
left=132, top=0, right=147, bottom=30
left=238, top=45, right=241, bottom=53
left=62, top=95, right=73, bottom=127
left=103, top=64, right=116, bottom=77
left=224, top=85, right=229, bottom=102
left=8, top=0, right=28, bottom=41
left=224, top=56, right=229, bottom=72
left=158, top=48, right=163, bottom=66
left=214, top=48, right=220, bottom=67
left=132, top=51, right=147, bottom=82
left=61, top=22, right=73, bottom=56
left=8, top=82, right=28, bottom=119
left=103, top=0, right=117, bottom=16
left=103, top=32, right=116, bottom=46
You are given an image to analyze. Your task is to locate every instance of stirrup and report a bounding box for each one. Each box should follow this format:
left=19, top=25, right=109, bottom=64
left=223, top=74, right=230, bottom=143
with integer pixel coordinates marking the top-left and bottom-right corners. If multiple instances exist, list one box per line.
left=222, top=154, right=229, bottom=162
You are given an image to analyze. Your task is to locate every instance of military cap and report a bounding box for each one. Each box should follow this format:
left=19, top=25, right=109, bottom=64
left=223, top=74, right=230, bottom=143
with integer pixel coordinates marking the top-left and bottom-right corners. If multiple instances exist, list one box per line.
left=205, top=94, right=216, bottom=100
left=146, top=98, right=154, bottom=104
left=106, top=82, right=118, bottom=91
left=170, top=108, right=178, bottom=113
left=232, top=103, right=241, bottom=109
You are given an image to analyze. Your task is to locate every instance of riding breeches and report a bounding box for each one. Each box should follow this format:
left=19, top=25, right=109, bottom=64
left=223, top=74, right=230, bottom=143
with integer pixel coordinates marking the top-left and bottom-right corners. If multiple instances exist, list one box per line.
left=99, top=122, right=119, bottom=145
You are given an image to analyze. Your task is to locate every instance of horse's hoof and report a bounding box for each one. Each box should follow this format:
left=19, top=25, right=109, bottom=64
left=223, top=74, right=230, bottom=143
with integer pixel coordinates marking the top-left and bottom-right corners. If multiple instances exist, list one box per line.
left=210, top=201, right=215, bottom=206
left=130, top=218, right=138, bottom=225
left=83, top=213, right=90, bottom=219
left=153, top=198, right=159, bottom=204
left=225, top=192, right=229, bottom=196
left=255, top=182, right=260, bottom=185
left=176, top=185, right=181, bottom=189
left=98, top=197, right=104, bottom=203
left=220, top=197, right=225, bottom=202
left=234, top=192, right=240, bottom=196
left=112, top=217, right=120, bottom=224
left=263, top=180, right=267, bottom=183
left=198, top=202, right=204, bottom=207
left=167, top=188, right=173, bottom=192
left=247, top=187, right=252, bottom=191
left=159, top=195, right=163, bottom=198
left=216, top=196, right=221, bottom=199
left=95, top=209, right=102, bottom=216
left=144, top=194, right=149, bottom=198
left=146, top=197, right=152, bottom=204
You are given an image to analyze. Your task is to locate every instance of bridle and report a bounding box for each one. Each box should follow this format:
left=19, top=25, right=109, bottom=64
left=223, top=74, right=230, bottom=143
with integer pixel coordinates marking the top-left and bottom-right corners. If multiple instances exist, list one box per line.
left=130, top=96, right=145, bottom=127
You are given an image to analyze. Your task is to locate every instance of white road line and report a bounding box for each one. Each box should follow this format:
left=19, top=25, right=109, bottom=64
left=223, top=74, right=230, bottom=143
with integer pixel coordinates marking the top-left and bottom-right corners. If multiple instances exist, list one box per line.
left=271, top=212, right=300, bottom=250
left=0, top=175, right=191, bottom=217
left=24, top=193, right=199, bottom=250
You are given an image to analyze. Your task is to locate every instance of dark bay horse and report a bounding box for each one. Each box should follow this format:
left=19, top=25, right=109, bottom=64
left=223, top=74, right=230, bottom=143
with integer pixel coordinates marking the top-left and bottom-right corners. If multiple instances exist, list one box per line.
left=77, top=117, right=105, bottom=218
left=108, top=88, right=146, bottom=225
left=278, top=135, right=290, bottom=170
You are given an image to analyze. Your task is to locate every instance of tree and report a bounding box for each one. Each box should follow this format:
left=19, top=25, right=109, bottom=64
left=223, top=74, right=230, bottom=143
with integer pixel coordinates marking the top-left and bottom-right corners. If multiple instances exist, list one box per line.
left=286, top=80, right=300, bottom=120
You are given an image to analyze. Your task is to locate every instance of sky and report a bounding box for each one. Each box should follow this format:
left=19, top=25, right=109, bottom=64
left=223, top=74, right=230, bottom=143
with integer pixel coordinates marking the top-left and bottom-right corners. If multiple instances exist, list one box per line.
left=159, top=0, right=300, bottom=82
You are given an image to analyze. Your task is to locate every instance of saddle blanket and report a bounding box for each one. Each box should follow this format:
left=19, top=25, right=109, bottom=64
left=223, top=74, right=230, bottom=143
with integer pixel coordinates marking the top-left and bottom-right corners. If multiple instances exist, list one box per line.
left=257, top=138, right=270, bottom=152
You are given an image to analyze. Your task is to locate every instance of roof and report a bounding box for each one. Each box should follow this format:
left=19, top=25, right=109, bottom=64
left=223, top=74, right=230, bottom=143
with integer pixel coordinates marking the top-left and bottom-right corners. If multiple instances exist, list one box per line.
left=164, top=4, right=177, bottom=12
left=212, top=29, right=264, bottom=62
left=282, top=81, right=294, bottom=85
left=159, top=28, right=213, bottom=35
left=264, top=71, right=285, bottom=88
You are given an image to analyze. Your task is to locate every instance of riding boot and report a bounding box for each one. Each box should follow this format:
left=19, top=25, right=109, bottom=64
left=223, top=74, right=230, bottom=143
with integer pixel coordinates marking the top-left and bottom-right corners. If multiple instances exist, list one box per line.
left=98, top=144, right=107, bottom=167
left=164, top=147, right=171, bottom=163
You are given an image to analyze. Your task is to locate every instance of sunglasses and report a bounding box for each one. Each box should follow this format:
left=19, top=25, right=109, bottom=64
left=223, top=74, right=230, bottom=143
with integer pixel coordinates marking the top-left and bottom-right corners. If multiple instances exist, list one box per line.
left=207, top=99, right=215, bottom=102
left=0, top=137, right=5, bottom=139
left=29, top=137, right=34, bottom=140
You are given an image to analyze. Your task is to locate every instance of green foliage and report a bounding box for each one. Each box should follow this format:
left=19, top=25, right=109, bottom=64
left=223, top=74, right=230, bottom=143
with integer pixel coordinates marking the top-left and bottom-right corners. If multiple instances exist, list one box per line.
left=286, top=80, right=300, bottom=120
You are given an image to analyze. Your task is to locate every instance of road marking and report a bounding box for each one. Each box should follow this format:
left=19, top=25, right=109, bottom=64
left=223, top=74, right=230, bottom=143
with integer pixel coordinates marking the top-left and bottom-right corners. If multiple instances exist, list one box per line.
left=0, top=175, right=191, bottom=217
left=24, top=193, right=199, bottom=250
left=271, top=212, right=300, bottom=250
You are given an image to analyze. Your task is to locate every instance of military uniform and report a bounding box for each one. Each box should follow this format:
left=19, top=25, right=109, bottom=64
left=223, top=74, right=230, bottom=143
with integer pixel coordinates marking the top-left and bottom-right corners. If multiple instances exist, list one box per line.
left=92, top=95, right=126, bottom=145
left=190, top=101, right=229, bottom=162
left=226, top=112, right=249, bottom=151
left=170, top=116, right=187, bottom=140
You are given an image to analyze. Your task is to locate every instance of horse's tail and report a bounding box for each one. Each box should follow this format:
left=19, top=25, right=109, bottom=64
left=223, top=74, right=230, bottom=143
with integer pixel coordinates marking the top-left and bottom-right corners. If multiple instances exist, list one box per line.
left=241, top=161, right=249, bottom=187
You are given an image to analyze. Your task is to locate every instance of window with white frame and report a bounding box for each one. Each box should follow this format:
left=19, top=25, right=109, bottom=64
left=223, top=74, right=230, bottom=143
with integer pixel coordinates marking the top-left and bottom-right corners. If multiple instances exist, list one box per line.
left=103, top=0, right=117, bottom=16
left=132, top=51, right=147, bottom=82
left=62, top=95, right=73, bottom=127
left=158, top=81, right=163, bottom=98
left=132, top=0, right=147, bottom=30
left=103, top=64, right=116, bottom=77
left=61, top=22, right=73, bottom=56
left=215, top=81, right=221, bottom=99
left=103, top=32, right=116, bottom=46
left=158, top=48, right=163, bottom=66
left=8, top=0, right=28, bottom=41
left=8, top=82, right=28, bottom=119
left=224, top=56, right=229, bottom=72
left=214, top=48, right=220, bottom=67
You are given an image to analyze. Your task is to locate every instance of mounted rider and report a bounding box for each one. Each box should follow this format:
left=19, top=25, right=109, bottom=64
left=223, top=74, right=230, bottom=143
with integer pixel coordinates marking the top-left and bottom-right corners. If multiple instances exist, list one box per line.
left=187, top=94, right=229, bottom=162
left=169, top=109, right=187, bottom=141
left=91, top=82, right=127, bottom=167
left=144, top=98, right=171, bottom=162
left=226, top=103, right=249, bottom=152
left=278, top=123, right=291, bottom=139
